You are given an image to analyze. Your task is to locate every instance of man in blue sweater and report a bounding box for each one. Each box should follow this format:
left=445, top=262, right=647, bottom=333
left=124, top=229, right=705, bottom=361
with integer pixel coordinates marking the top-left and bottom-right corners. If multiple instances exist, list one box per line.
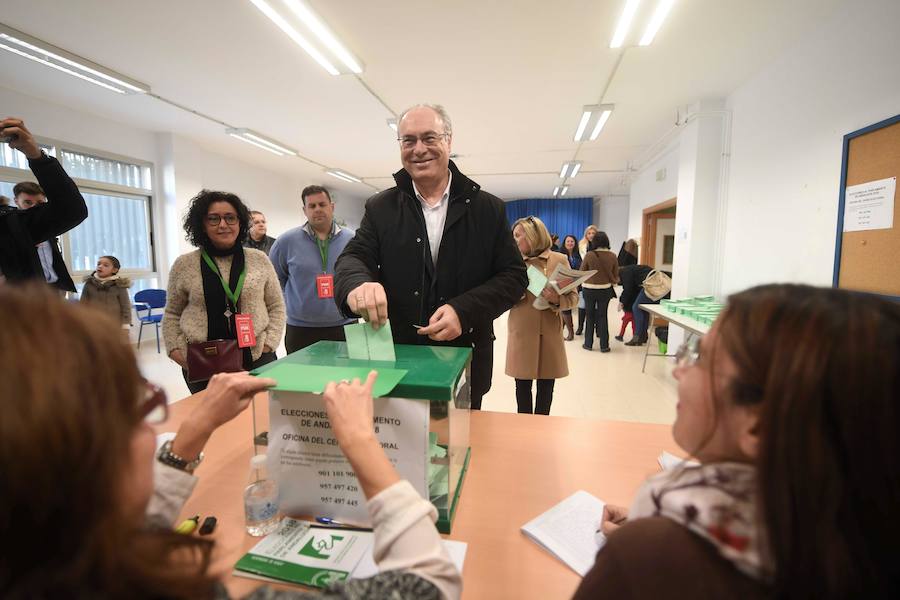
left=269, top=185, right=357, bottom=353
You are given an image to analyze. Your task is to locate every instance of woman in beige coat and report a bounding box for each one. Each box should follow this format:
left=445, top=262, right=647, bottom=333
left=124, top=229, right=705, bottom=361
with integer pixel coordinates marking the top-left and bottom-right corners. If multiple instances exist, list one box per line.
left=506, top=216, right=579, bottom=415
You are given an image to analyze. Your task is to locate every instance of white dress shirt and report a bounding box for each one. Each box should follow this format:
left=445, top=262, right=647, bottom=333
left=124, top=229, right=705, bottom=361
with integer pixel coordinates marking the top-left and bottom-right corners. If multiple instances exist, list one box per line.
left=412, top=171, right=452, bottom=266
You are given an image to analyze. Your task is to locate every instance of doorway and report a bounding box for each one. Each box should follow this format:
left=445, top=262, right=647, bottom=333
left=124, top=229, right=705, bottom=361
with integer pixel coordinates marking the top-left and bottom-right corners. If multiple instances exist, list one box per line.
left=640, top=197, right=676, bottom=269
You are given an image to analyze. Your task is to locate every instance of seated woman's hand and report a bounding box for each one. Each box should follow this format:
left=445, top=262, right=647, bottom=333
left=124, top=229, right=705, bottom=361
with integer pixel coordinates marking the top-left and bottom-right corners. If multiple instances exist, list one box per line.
left=599, top=504, right=628, bottom=535
left=323, top=371, right=379, bottom=450
left=199, top=372, right=276, bottom=430
left=171, top=372, right=275, bottom=463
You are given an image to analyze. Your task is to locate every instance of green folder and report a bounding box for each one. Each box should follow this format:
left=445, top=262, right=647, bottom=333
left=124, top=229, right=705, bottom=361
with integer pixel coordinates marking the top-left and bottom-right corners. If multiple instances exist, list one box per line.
left=526, top=264, right=548, bottom=297
left=252, top=363, right=407, bottom=398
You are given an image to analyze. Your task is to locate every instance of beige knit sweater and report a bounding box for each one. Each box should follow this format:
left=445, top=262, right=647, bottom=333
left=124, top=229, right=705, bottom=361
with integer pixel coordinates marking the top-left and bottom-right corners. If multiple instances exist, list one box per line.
left=162, top=248, right=285, bottom=362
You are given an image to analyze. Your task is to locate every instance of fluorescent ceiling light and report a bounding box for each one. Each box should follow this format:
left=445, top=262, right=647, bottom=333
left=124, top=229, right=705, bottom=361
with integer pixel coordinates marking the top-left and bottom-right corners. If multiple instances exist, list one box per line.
left=0, top=24, right=149, bottom=94
left=560, top=185, right=569, bottom=197
left=552, top=186, right=560, bottom=197
left=326, top=169, right=362, bottom=183
left=589, top=107, right=614, bottom=140
left=639, top=0, right=676, bottom=46
left=226, top=128, right=298, bottom=156
left=283, top=0, right=363, bottom=73
left=559, top=163, right=569, bottom=178
left=386, top=118, right=398, bottom=132
left=610, top=0, right=641, bottom=48
left=560, top=161, right=583, bottom=178
left=573, top=109, right=592, bottom=142
left=570, top=162, right=582, bottom=178
left=248, top=0, right=340, bottom=75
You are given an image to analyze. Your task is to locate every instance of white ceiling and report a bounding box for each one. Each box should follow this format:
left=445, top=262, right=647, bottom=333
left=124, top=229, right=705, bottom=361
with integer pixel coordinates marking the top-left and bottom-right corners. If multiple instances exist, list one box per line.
left=0, top=0, right=845, bottom=201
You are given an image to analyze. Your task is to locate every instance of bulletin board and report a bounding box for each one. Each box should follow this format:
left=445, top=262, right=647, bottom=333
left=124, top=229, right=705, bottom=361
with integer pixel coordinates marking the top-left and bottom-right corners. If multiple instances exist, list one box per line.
left=833, top=113, right=900, bottom=298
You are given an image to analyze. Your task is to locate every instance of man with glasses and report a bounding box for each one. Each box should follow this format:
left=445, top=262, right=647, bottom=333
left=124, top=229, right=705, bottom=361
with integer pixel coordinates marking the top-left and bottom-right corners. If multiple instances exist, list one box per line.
left=270, top=185, right=356, bottom=353
left=335, top=104, right=526, bottom=410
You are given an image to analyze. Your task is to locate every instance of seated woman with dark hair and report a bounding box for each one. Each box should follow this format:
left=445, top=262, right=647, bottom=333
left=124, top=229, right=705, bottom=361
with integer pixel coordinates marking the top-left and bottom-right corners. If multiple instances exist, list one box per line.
left=0, top=285, right=460, bottom=599
left=573, top=284, right=900, bottom=599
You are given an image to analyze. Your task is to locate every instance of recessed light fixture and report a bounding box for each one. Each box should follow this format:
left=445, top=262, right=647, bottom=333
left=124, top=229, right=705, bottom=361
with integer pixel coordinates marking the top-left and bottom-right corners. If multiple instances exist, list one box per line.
left=560, top=161, right=583, bottom=179
left=639, top=0, right=676, bottom=46
left=560, top=185, right=569, bottom=197
left=0, top=24, right=149, bottom=94
left=552, top=186, right=560, bottom=197
left=610, top=0, right=642, bottom=48
left=574, top=105, right=615, bottom=142
left=226, top=128, right=298, bottom=156
left=573, top=110, right=592, bottom=142
left=326, top=169, right=362, bottom=183
left=248, top=0, right=340, bottom=75
left=282, top=0, right=363, bottom=73
left=589, top=106, right=614, bottom=140
left=386, top=118, right=398, bottom=132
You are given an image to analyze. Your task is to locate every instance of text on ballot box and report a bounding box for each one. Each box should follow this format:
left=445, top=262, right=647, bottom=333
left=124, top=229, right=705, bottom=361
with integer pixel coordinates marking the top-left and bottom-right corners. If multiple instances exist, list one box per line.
left=270, top=391, right=428, bottom=523
left=252, top=341, right=473, bottom=533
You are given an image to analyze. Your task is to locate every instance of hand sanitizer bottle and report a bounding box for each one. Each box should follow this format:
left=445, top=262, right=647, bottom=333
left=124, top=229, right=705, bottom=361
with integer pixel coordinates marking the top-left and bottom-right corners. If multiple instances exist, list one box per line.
left=244, top=454, right=281, bottom=536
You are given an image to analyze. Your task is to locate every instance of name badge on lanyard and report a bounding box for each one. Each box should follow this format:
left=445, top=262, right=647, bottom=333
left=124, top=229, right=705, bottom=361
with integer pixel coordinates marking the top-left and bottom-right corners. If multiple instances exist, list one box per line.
left=235, top=313, right=256, bottom=348
left=315, top=236, right=333, bottom=298
left=316, top=274, right=334, bottom=298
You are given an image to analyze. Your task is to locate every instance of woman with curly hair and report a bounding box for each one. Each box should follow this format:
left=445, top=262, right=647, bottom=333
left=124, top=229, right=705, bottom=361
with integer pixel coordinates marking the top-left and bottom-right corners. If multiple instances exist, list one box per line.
left=163, top=190, right=285, bottom=393
left=574, top=284, right=900, bottom=599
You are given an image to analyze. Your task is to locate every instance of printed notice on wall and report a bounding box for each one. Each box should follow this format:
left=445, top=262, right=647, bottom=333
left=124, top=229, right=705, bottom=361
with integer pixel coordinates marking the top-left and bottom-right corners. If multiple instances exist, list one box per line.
left=269, top=391, right=429, bottom=525
left=843, top=176, right=896, bottom=232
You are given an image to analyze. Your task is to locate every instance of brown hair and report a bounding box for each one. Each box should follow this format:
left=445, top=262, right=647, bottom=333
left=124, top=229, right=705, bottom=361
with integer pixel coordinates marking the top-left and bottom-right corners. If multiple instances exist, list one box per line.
left=715, top=284, right=900, bottom=598
left=13, top=180, right=43, bottom=198
left=0, top=284, right=216, bottom=598
left=301, top=184, right=332, bottom=205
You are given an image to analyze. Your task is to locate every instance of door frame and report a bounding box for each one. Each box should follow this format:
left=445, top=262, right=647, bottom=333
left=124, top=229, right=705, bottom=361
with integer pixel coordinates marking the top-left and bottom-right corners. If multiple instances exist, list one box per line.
left=641, top=197, right=677, bottom=267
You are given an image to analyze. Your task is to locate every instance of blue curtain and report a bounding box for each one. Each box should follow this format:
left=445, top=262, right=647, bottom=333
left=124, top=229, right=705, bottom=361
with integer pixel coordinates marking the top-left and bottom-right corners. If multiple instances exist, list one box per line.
left=505, top=197, right=593, bottom=243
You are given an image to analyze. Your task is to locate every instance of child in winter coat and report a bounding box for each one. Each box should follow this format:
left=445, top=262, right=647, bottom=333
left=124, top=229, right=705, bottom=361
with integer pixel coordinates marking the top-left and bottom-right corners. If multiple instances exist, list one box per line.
left=80, top=256, right=132, bottom=332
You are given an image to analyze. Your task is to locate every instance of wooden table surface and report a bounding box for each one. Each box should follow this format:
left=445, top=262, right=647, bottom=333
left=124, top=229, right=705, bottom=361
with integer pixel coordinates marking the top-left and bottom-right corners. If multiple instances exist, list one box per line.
left=158, top=393, right=677, bottom=599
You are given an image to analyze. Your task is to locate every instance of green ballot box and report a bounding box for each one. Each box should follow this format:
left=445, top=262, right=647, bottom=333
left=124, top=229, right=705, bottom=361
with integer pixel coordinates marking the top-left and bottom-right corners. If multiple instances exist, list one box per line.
left=252, top=341, right=472, bottom=534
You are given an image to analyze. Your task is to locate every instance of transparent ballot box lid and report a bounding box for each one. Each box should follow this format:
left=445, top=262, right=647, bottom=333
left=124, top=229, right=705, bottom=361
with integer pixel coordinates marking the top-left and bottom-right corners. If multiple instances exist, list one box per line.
left=251, top=341, right=472, bottom=534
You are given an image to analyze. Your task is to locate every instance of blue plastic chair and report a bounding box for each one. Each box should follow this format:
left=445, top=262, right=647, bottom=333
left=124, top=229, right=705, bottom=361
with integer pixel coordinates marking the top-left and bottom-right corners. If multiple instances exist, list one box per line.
left=134, top=288, right=166, bottom=353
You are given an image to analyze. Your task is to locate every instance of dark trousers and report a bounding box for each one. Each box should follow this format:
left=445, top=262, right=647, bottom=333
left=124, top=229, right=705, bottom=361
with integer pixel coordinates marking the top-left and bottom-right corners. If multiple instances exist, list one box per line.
left=632, top=289, right=657, bottom=338
left=182, top=351, right=278, bottom=395
left=583, top=287, right=615, bottom=350
left=285, top=324, right=347, bottom=355
left=469, top=340, right=494, bottom=411
left=515, top=378, right=555, bottom=415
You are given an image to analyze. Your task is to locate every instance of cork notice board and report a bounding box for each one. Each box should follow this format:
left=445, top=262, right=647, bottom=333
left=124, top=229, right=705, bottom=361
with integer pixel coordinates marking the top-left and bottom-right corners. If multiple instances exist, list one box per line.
left=833, top=114, right=900, bottom=298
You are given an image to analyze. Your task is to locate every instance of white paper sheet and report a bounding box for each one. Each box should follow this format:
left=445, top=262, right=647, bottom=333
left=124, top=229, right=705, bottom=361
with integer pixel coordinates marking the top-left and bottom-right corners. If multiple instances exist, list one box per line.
left=843, top=176, right=896, bottom=232
left=350, top=539, right=467, bottom=579
left=521, top=490, right=606, bottom=576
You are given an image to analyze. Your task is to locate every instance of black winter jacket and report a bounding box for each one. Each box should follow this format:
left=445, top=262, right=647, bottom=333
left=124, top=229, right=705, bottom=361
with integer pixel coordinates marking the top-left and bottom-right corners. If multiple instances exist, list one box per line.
left=619, top=264, right=653, bottom=309
left=0, top=155, right=87, bottom=284
left=334, top=161, right=526, bottom=346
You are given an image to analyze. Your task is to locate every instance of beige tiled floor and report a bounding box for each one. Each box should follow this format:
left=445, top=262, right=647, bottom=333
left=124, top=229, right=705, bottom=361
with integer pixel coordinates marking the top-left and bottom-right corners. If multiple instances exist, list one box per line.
left=138, top=302, right=677, bottom=426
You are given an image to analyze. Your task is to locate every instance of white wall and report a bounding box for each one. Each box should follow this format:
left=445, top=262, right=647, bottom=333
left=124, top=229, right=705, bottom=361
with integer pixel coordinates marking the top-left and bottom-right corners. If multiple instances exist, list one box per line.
left=594, top=194, right=629, bottom=253
left=625, top=140, right=680, bottom=244
left=721, top=0, right=900, bottom=295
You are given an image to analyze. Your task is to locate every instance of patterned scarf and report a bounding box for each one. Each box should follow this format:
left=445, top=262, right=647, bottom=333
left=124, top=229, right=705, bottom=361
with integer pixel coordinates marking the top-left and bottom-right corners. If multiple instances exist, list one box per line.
left=628, top=462, right=773, bottom=581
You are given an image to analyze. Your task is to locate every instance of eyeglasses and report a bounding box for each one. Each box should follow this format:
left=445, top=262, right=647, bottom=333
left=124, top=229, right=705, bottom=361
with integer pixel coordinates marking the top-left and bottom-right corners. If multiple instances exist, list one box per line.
left=398, top=132, right=449, bottom=149
left=675, top=335, right=701, bottom=368
left=205, top=214, right=238, bottom=226
left=139, top=379, right=168, bottom=425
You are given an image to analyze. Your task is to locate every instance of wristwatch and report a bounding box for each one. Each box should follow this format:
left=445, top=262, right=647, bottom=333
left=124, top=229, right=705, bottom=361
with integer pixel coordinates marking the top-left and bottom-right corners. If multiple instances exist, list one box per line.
left=156, top=440, right=204, bottom=473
